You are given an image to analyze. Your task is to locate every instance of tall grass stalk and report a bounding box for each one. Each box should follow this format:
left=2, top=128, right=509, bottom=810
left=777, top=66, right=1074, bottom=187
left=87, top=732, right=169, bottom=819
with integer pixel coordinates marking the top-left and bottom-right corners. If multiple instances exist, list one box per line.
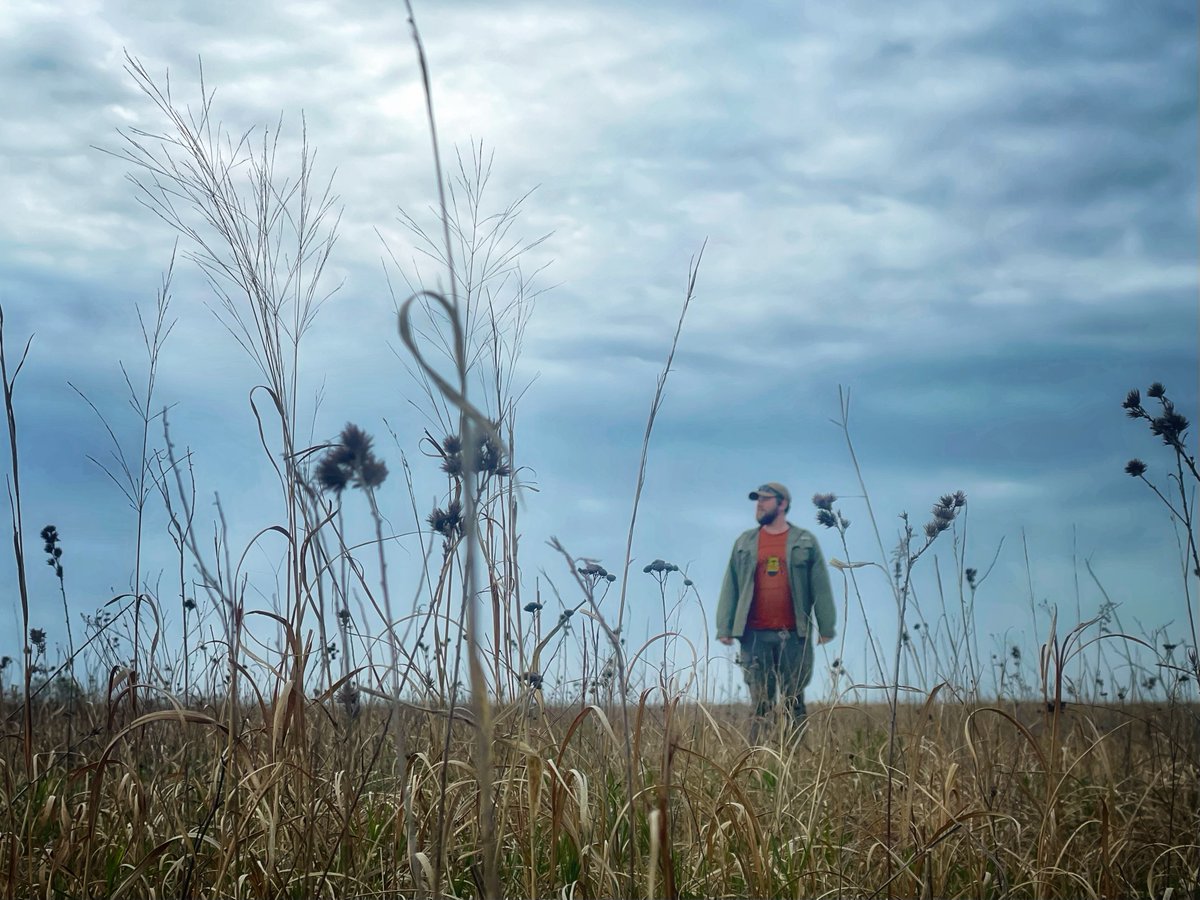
left=0, top=306, right=35, bottom=776
left=400, top=4, right=503, bottom=895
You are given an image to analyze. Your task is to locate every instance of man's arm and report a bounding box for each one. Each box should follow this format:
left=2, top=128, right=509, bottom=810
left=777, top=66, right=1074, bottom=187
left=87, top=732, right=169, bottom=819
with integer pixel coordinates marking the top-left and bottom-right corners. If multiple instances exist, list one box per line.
left=715, top=548, right=739, bottom=645
left=809, top=537, right=837, bottom=643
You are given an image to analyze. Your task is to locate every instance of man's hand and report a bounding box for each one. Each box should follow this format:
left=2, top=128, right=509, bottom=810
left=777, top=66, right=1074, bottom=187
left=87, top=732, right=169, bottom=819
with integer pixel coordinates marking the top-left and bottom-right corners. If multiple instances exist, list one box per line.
left=717, top=636, right=734, bottom=646
left=816, top=634, right=834, bottom=645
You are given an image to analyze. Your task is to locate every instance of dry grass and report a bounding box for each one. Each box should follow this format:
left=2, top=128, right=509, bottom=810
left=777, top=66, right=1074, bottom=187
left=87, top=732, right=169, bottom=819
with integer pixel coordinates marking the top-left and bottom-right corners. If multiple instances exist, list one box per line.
left=2, top=691, right=1198, bottom=898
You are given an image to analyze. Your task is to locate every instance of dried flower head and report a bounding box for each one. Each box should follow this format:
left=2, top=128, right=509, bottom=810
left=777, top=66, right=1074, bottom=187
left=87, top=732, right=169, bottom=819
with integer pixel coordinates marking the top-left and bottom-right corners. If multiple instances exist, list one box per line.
left=316, top=423, right=389, bottom=495
left=812, top=493, right=837, bottom=511
left=577, top=562, right=609, bottom=579
left=358, top=458, right=388, bottom=489
left=316, top=456, right=349, bottom=494
left=40, top=525, right=63, bottom=578
left=1147, top=382, right=1166, bottom=399
left=815, top=509, right=837, bottom=529
left=427, top=500, right=463, bottom=538
left=1124, top=459, right=1147, bottom=477
left=436, top=431, right=511, bottom=480
left=923, top=491, right=966, bottom=540
left=1150, top=410, right=1189, bottom=446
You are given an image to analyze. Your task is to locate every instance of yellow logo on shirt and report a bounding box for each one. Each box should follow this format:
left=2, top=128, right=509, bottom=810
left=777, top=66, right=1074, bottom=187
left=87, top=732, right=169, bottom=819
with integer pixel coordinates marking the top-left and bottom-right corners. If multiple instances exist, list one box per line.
left=766, top=555, right=781, bottom=576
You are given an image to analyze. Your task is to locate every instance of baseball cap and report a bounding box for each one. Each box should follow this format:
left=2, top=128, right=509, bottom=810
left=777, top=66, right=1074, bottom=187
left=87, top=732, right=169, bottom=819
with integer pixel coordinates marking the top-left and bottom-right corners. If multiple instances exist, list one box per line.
left=749, top=482, right=790, bottom=505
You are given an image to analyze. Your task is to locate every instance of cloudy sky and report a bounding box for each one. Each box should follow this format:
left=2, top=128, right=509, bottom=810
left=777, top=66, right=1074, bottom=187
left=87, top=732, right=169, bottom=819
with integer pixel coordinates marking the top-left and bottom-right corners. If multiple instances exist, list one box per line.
left=1, top=1, right=1196, bottom=701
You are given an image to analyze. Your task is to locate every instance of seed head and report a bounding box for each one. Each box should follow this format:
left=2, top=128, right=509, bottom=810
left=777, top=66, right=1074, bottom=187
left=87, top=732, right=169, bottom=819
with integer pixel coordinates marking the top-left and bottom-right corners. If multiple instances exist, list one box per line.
left=316, top=456, right=349, bottom=494
left=1146, top=382, right=1166, bottom=399
left=40, top=525, right=63, bottom=577
left=1122, top=389, right=1141, bottom=411
left=340, top=424, right=373, bottom=459
left=1150, top=410, right=1189, bottom=446
left=357, top=458, right=388, bottom=489
left=811, top=493, right=837, bottom=511
left=427, top=501, right=463, bottom=538
left=316, top=423, right=388, bottom=495
left=1124, top=459, right=1147, bottom=477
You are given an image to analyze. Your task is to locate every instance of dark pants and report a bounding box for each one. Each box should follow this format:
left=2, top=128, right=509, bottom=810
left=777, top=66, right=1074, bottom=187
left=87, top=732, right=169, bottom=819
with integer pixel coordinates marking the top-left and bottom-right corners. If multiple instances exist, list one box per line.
left=738, top=629, right=813, bottom=742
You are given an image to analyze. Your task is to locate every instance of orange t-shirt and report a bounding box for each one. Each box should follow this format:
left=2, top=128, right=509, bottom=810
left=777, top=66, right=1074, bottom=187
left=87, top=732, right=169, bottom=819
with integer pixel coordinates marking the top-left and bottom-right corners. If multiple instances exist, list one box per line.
left=745, top=528, right=796, bottom=630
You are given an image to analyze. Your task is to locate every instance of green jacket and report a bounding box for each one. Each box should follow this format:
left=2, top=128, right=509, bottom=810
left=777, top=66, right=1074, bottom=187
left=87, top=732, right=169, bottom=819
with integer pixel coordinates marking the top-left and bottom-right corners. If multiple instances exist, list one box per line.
left=716, top=524, right=837, bottom=641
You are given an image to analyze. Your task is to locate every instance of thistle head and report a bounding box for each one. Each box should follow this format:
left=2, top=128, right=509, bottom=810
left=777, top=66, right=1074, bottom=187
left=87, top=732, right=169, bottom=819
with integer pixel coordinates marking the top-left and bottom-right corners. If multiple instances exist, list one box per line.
left=316, top=423, right=389, bottom=494
left=811, top=493, right=837, bottom=511
left=1124, top=459, right=1147, bottom=477
left=427, top=500, right=463, bottom=539
left=924, top=491, right=965, bottom=540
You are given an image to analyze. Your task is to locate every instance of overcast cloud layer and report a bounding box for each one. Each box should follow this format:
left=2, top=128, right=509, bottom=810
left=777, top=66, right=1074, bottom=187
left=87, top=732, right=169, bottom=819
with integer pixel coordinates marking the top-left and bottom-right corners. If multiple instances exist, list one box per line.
left=1, top=1, right=1196, bottom=699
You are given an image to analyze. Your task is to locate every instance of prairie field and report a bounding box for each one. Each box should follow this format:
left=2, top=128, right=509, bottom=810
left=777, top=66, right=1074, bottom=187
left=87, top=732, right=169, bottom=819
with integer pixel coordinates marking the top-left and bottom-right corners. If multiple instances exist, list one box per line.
left=2, top=688, right=1198, bottom=898
left=2, top=12, right=1198, bottom=900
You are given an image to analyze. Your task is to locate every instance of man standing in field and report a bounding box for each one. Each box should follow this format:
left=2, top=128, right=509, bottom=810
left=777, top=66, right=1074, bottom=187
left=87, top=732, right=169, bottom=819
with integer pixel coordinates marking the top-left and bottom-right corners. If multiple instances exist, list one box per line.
left=716, top=482, right=837, bottom=742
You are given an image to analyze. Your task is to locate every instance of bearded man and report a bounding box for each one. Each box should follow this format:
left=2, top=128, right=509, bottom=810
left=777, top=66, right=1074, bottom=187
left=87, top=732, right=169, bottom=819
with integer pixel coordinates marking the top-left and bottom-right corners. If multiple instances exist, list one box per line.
left=716, top=482, right=837, bottom=741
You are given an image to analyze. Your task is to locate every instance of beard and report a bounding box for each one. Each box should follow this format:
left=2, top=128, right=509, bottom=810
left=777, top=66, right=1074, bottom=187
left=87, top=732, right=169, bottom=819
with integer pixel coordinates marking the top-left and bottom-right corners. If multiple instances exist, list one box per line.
left=756, top=507, right=780, bottom=526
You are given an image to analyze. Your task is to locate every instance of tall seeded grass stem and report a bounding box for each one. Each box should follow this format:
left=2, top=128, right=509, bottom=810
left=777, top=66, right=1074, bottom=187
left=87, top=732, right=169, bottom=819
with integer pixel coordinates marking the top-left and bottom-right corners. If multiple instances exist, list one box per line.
left=402, top=5, right=500, bottom=896
left=0, top=306, right=34, bottom=775
left=615, top=242, right=704, bottom=634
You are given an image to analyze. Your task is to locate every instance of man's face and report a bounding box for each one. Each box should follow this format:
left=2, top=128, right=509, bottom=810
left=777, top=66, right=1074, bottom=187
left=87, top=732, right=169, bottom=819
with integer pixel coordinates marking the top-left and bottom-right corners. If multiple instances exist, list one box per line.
left=755, top=493, right=784, bottom=525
